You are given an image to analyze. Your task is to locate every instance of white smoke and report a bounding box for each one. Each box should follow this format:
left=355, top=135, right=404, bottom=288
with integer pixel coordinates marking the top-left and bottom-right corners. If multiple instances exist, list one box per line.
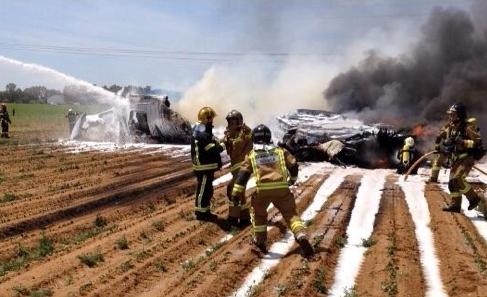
left=176, top=56, right=339, bottom=128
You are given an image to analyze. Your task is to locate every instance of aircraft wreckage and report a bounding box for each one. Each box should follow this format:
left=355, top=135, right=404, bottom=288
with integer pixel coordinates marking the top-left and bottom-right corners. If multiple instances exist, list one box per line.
left=71, top=95, right=192, bottom=144
left=275, top=109, right=420, bottom=169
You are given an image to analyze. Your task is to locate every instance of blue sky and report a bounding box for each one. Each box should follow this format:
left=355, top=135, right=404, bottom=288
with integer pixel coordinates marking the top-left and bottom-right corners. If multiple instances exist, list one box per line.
left=0, top=0, right=472, bottom=91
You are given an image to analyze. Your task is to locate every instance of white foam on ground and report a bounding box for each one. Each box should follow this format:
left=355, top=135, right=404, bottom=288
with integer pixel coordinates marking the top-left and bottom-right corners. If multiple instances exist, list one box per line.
left=328, top=170, right=387, bottom=297
left=398, top=175, right=447, bottom=297
left=231, top=168, right=347, bottom=297
left=58, top=140, right=190, bottom=157
left=437, top=169, right=487, bottom=242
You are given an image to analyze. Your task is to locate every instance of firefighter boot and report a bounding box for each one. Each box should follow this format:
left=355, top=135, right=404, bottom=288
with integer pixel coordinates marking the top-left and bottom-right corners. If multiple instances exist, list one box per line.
left=238, top=207, right=251, bottom=228
left=195, top=211, right=217, bottom=222
left=296, top=233, right=314, bottom=258
left=239, top=218, right=251, bottom=228
left=465, top=189, right=481, bottom=211
left=227, top=216, right=238, bottom=227
left=442, top=196, right=461, bottom=213
left=250, top=239, right=267, bottom=256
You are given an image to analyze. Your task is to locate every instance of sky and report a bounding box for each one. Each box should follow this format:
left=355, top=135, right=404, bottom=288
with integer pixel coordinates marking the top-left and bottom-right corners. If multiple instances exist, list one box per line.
left=0, top=0, right=472, bottom=92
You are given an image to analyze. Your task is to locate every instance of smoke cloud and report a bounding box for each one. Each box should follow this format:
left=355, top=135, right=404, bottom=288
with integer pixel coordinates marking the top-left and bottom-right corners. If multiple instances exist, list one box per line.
left=325, top=2, right=487, bottom=141
left=177, top=56, right=337, bottom=128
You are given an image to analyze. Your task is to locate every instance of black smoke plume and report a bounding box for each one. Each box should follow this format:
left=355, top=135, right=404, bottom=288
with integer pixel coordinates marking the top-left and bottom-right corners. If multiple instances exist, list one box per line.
left=325, top=3, right=487, bottom=141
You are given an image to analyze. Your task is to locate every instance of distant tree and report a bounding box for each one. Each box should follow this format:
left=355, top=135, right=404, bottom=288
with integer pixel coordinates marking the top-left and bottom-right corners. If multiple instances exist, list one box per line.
left=5, top=83, right=17, bottom=93
left=107, top=84, right=123, bottom=94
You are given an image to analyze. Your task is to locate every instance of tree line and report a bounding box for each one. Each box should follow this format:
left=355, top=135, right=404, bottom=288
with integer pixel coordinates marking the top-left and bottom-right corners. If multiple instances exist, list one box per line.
left=0, top=83, right=62, bottom=103
left=0, top=83, right=165, bottom=104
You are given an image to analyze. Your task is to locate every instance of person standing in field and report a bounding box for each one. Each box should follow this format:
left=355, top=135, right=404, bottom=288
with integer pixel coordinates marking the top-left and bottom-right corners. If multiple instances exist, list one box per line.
left=0, top=103, right=11, bottom=138
left=66, top=108, right=78, bottom=135
left=191, top=106, right=225, bottom=221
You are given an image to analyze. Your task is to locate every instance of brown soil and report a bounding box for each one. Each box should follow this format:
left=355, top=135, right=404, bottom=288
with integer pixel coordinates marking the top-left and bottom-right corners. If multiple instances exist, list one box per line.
left=425, top=183, right=487, bottom=297
left=355, top=176, right=425, bottom=297
left=252, top=175, right=361, bottom=297
left=1, top=143, right=487, bottom=297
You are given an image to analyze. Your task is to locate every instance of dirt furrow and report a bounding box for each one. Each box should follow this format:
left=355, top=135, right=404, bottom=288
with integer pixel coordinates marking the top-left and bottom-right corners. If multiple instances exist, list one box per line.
left=243, top=175, right=360, bottom=297
left=136, top=175, right=330, bottom=297
left=82, top=175, right=324, bottom=297
left=1, top=150, right=175, bottom=194
left=1, top=159, right=188, bottom=219
left=0, top=174, right=205, bottom=292
left=0, top=165, right=195, bottom=239
left=425, top=184, right=487, bottom=297
left=354, top=176, right=425, bottom=297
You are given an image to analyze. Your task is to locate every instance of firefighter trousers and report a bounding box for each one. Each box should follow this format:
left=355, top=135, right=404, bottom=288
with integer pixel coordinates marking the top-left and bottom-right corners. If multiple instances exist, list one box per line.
left=250, top=188, right=305, bottom=245
left=226, top=172, right=250, bottom=220
left=431, top=153, right=447, bottom=181
left=1, top=121, right=8, bottom=137
left=448, top=155, right=482, bottom=208
left=194, top=170, right=215, bottom=214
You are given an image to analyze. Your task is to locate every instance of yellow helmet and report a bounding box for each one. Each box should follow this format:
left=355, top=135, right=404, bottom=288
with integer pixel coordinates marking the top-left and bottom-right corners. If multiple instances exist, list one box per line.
left=197, top=106, right=217, bottom=124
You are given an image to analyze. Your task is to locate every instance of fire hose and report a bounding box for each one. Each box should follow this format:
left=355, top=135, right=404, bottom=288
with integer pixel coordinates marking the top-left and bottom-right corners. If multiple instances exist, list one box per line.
left=404, top=150, right=487, bottom=181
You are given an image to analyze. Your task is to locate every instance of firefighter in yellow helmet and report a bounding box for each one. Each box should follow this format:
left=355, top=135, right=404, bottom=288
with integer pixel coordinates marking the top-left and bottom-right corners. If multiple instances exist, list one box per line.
left=437, top=103, right=485, bottom=212
left=222, top=110, right=253, bottom=227
left=231, top=124, right=314, bottom=257
left=0, top=103, right=11, bottom=138
left=191, top=107, right=224, bottom=221
left=396, top=136, right=419, bottom=174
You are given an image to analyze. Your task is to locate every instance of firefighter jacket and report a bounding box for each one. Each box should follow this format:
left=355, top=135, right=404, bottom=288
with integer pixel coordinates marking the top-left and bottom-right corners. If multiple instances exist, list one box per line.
left=0, top=110, right=11, bottom=125
left=223, top=124, right=253, bottom=173
left=232, top=144, right=298, bottom=197
left=398, top=144, right=417, bottom=166
left=191, top=122, right=224, bottom=171
left=436, top=118, right=483, bottom=159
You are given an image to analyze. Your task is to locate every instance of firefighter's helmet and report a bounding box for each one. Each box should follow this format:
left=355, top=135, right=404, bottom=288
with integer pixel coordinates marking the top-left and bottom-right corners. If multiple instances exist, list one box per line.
left=197, top=107, right=217, bottom=124
left=1, top=103, right=6, bottom=111
left=68, top=108, right=73, bottom=113
left=405, top=136, right=415, bottom=147
left=225, top=110, right=243, bottom=126
left=253, top=124, right=272, bottom=144
left=446, top=103, right=466, bottom=121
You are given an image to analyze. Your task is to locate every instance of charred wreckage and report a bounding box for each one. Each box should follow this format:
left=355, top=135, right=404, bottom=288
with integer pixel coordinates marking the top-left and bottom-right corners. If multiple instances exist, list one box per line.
left=275, top=109, right=422, bottom=170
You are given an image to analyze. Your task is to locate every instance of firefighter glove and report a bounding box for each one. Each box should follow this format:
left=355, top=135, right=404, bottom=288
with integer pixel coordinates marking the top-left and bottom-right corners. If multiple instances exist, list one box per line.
left=440, top=139, right=454, bottom=154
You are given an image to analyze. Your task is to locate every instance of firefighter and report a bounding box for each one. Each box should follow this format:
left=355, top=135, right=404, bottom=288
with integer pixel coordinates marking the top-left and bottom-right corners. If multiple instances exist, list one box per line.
left=231, top=124, right=314, bottom=257
left=191, top=106, right=224, bottom=221
left=1, top=103, right=11, bottom=138
left=397, top=136, right=419, bottom=174
left=66, top=108, right=78, bottom=135
left=222, top=110, right=253, bottom=227
left=429, top=120, right=453, bottom=183
left=438, top=103, right=485, bottom=212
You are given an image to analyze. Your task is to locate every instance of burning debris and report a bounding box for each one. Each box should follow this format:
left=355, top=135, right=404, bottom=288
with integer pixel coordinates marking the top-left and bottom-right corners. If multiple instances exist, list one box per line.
left=276, top=109, right=422, bottom=169
left=72, top=95, right=192, bottom=144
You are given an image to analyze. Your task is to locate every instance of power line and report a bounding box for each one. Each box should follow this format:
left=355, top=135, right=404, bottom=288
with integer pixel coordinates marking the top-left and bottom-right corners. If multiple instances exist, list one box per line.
left=0, top=41, right=342, bottom=58
left=0, top=41, right=349, bottom=63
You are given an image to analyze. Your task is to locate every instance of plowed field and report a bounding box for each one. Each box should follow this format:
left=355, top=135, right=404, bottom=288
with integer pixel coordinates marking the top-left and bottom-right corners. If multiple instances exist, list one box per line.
left=0, top=142, right=486, bottom=297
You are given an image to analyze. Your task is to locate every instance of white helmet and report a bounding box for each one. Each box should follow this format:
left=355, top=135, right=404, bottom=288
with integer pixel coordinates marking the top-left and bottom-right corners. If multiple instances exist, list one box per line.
left=68, top=108, right=73, bottom=112
left=405, top=137, right=415, bottom=147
